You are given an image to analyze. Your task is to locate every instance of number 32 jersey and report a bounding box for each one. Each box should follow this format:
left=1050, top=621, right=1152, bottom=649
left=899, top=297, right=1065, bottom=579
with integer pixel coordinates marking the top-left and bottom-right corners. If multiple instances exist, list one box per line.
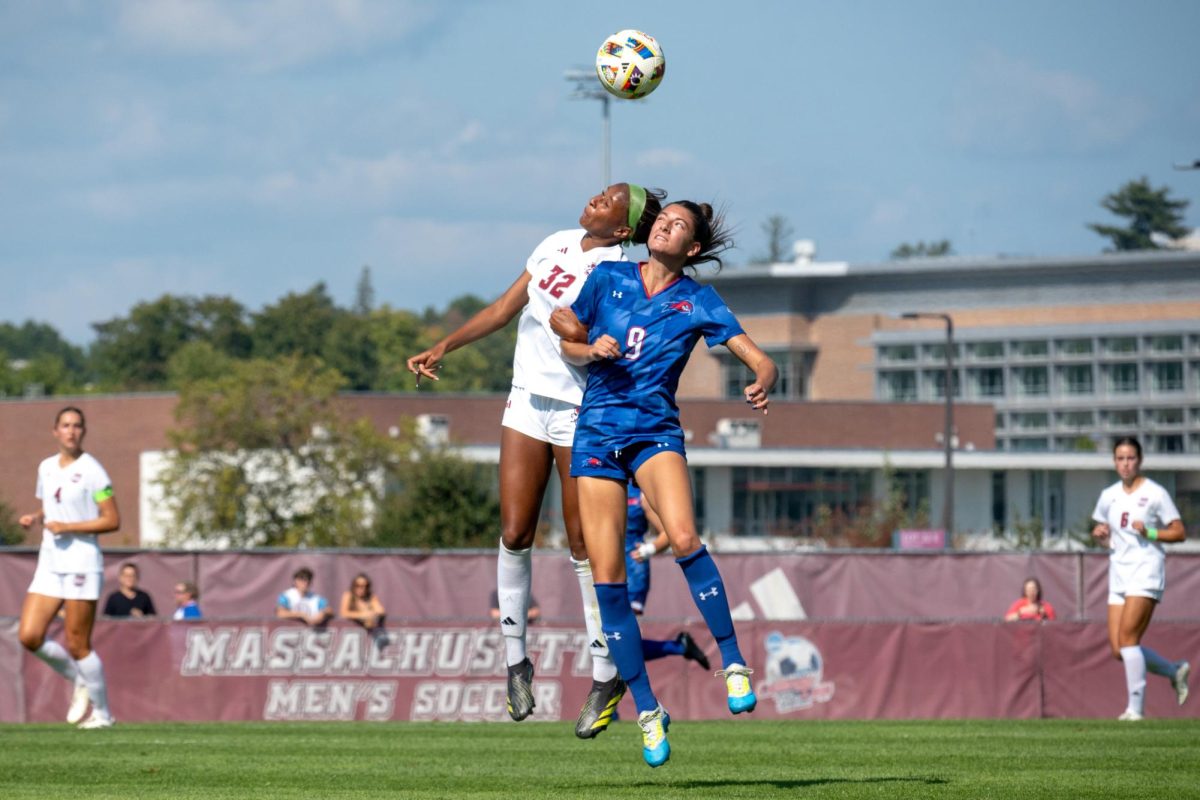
left=571, top=260, right=743, bottom=451
left=514, top=229, right=627, bottom=405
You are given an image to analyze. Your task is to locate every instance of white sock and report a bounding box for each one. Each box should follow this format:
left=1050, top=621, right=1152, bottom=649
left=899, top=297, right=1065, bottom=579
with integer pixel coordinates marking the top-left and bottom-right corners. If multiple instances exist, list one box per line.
left=75, top=651, right=111, bottom=720
left=497, top=540, right=532, bottom=667
left=572, top=557, right=618, bottom=682
left=1121, top=645, right=1146, bottom=715
left=34, top=641, right=79, bottom=683
left=1142, top=646, right=1175, bottom=678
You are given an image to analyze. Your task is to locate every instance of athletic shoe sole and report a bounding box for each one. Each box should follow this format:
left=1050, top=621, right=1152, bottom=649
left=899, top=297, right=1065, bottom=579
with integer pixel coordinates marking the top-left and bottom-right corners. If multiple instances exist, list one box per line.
left=575, top=676, right=626, bottom=739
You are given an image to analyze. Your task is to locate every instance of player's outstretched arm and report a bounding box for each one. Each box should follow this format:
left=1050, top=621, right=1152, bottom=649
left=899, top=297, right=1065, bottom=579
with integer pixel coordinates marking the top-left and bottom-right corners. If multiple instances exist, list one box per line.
left=725, top=334, right=778, bottom=414
left=562, top=334, right=620, bottom=366
left=550, top=307, right=589, bottom=344
left=406, top=272, right=532, bottom=384
left=1131, top=518, right=1187, bottom=543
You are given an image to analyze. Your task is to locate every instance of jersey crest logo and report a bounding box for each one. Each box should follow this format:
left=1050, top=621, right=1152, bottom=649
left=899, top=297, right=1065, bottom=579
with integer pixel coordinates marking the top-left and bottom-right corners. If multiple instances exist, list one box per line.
left=585, top=457, right=603, bottom=467
left=611, top=290, right=624, bottom=299
left=663, top=299, right=694, bottom=315
left=558, top=247, right=568, bottom=254
left=71, top=472, right=82, bottom=483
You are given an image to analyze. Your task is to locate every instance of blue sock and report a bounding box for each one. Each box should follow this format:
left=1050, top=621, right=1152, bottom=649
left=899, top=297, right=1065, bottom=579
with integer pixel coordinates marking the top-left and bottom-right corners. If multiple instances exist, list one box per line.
left=677, top=546, right=745, bottom=668
left=641, top=638, right=684, bottom=662
left=594, top=583, right=658, bottom=713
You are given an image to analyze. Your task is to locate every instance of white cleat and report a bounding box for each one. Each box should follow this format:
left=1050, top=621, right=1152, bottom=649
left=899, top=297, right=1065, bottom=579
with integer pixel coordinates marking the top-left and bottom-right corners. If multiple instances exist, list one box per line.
left=66, top=682, right=90, bottom=725
left=1117, top=709, right=1144, bottom=722
left=77, top=712, right=115, bottom=730
left=1173, top=661, right=1190, bottom=707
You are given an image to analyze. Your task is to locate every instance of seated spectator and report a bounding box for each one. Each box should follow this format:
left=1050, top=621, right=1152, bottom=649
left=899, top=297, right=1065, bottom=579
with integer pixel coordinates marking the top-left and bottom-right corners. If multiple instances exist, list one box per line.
left=277, top=567, right=334, bottom=626
left=1004, top=577, right=1056, bottom=622
left=102, top=562, right=157, bottom=618
left=340, top=573, right=386, bottom=632
left=173, top=581, right=203, bottom=621
left=489, top=588, right=540, bottom=624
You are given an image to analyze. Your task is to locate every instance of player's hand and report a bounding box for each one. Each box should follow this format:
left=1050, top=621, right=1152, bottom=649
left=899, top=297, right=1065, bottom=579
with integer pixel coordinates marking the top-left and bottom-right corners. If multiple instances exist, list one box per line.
left=550, top=308, right=588, bottom=343
left=632, top=542, right=658, bottom=562
left=744, top=383, right=770, bottom=414
left=406, top=346, right=446, bottom=386
left=1091, top=523, right=1110, bottom=541
left=18, top=514, right=36, bottom=529
left=45, top=520, right=67, bottom=534
left=1131, top=520, right=1146, bottom=536
left=588, top=334, right=621, bottom=361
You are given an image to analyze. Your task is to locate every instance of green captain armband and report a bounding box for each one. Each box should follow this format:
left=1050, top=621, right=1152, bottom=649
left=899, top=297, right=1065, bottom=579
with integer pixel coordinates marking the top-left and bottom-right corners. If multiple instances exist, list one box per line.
left=1147, top=527, right=1159, bottom=541
left=93, top=485, right=114, bottom=502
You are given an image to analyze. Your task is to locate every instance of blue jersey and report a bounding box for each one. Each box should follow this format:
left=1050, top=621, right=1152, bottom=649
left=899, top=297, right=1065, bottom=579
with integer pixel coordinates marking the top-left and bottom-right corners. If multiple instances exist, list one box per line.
left=571, top=260, right=743, bottom=450
left=625, top=484, right=649, bottom=546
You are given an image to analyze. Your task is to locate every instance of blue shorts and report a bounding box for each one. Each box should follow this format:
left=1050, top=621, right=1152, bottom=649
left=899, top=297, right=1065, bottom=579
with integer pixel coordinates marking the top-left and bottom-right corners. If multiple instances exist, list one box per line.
left=625, top=544, right=651, bottom=613
left=570, top=439, right=686, bottom=480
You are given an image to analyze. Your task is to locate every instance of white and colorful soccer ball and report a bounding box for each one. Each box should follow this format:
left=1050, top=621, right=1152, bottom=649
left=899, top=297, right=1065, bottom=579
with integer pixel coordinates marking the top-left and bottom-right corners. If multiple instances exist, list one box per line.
left=594, top=30, right=665, bottom=100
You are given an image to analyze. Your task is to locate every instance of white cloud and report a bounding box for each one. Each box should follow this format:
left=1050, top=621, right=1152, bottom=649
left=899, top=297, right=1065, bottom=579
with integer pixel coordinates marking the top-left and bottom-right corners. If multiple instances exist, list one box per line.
left=948, top=46, right=1148, bottom=156
left=115, top=0, right=442, bottom=69
left=99, top=100, right=165, bottom=159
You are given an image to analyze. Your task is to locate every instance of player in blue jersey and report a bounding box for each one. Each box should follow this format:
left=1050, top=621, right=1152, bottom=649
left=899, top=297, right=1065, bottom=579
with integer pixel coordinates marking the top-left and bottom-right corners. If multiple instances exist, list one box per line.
left=406, top=184, right=666, bottom=737
left=560, top=201, right=777, bottom=767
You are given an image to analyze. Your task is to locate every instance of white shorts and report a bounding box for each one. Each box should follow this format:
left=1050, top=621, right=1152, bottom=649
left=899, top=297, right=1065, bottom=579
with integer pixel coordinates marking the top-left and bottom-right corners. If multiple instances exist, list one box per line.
left=1108, top=557, right=1165, bottom=604
left=28, top=568, right=103, bottom=601
left=501, top=386, right=579, bottom=448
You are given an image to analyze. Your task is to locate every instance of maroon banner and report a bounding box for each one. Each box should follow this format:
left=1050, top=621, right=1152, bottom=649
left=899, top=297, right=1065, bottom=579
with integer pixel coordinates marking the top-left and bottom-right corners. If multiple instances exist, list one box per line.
left=9, top=619, right=1199, bottom=723
left=3, top=551, right=1200, bottom=625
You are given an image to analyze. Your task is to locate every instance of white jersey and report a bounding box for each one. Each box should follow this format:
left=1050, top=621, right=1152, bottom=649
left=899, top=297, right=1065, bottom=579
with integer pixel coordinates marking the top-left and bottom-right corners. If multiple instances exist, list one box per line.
left=512, top=229, right=627, bottom=405
left=277, top=587, right=330, bottom=617
left=1092, top=478, right=1181, bottom=567
left=35, top=452, right=113, bottom=574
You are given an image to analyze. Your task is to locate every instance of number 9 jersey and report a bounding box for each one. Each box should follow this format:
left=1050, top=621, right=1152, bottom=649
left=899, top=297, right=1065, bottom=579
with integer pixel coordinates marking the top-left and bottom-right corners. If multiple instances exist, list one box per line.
left=571, top=260, right=743, bottom=452
left=514, top=229, right=627, bottom=405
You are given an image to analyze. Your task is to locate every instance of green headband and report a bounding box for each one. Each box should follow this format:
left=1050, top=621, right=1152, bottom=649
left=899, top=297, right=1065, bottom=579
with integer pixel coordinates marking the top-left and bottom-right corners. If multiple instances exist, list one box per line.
left=626, top=183, right=647, bottom=235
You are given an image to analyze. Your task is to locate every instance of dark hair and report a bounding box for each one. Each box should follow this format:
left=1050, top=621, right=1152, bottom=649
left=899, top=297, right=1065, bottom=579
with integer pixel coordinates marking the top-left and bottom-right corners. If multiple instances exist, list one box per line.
left=293, top=567, right=314, bottom=582
left=673, top=201, right=734, bottom=271
left=1113, top=436, right=1143, bottom=463
left=349, top=572, right=373, bottom=597
left=55, top=406, right=85, bottom=427
left=626, top=186, right=667, bottom=245
left=119, top=562, right=139, bottom=576
left=1023, top=577, right=1043, bottom=603
left=178, top=580, right=199, bottom=601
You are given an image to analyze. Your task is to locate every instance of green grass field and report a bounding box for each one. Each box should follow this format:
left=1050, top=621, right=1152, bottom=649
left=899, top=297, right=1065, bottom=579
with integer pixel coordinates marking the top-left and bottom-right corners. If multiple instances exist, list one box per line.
left=1, top=719, right=1196, bottom=800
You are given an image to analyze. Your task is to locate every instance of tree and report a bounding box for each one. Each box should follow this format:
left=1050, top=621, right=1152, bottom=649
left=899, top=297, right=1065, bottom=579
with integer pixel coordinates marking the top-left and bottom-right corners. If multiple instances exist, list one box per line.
left=250, top=284, right=340, bottom=360
left=749, top=215, right=795, bottom=264
left=890, top=240, right=953, bottom=259
left=370, top=436, right=500, bottom=549
left=354, top=266, right=376, bottom=316
left=0, top=497, right=25, bottom=545
left=417, top=295, right=517, bottom=393
left=0, top=321, right=87, bottom=375
left=155, top=355, right=405, bottom=548
left=1088, top=177, right=1191, bottom=251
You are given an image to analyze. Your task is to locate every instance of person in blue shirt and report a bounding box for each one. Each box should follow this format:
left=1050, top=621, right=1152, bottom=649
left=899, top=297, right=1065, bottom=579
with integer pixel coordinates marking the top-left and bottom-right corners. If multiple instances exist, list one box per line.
left=172, top=581, right=202, bottom=621
left=560, top=200, right=777, bottom=768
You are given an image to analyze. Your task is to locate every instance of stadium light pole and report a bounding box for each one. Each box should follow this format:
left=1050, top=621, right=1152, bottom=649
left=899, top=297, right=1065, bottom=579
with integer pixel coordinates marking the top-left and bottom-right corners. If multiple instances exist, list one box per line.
left=900, top=312, right=955, bottom=538
left=564, top=68, right=611, bottom=187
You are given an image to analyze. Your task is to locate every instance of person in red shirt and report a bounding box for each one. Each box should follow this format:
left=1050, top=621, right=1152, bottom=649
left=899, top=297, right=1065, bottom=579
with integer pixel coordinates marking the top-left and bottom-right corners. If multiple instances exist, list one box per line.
left=1004, top=577, right=1055, bottom=622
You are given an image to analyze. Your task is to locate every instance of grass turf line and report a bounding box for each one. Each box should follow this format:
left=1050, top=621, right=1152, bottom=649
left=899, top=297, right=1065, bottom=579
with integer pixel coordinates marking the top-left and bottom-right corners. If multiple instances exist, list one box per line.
left=0, top=719, right=1196, bottom=800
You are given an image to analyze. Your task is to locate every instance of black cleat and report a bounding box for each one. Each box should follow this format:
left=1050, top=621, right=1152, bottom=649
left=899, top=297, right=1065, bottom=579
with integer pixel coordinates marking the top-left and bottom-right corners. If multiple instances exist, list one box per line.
left=575, top=676, right=626, bottom=739
left=677, top=631, right=710, bottom=671
left=506, top=658, right=536, bottom=721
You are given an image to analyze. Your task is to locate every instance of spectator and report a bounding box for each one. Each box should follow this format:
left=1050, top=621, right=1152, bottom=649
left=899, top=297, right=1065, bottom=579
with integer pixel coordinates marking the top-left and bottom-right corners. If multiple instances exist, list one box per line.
left=173, top=581, right=202, bottom=621
left=340, top=573, right=386, bottom=632
left=1004, top=577, right=1056, bottom=622
left=489, top=588, right=540, bottom=624
left=276, top=567, right=333, bottom=626
left=102, top=562, right=157, bottom=618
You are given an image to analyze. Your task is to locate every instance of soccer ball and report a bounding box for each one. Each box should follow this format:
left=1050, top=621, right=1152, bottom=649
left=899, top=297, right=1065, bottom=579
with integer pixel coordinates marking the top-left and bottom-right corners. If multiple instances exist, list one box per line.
left=594, top=30, right=665, bottom=100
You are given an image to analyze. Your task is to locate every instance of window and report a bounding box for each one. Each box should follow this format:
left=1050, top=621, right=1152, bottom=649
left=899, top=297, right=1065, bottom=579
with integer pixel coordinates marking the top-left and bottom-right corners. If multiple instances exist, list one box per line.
left=1057, top=338, right=1093, bottom=356
left=878, top=345, right=916, bottom=363
left=1149, top=362, right=1183, bottom=393
left=1106, top=409, right=1139, bottom=429
left=724, top=350, right=812, bottom=400
left=731, top=467, right=876, bottom=537
left=1010, top=438, right=1050, bottom=452
left=1058, top=410, right=1094, bottom=429
left=1154, top=435, right=1184, bottom=453
left=928, top=369, right=961, bottom=400
left=974, top=368, right=1005, bottom=398
left=1013, top=340, right=1049, bottom=358
left=1104, top=337, right=1138, bottom=355
left=1146, top=408, right=1184, bottom=426
left=1011, top=412, right=1049, bottom=431
left=1148, top=335, right=1183, bottom=354
left=1061, top=365, right=1094, bottom=395
left=969, top=341, right=1004, bottom=360
left=1013, top=366, right=1048, bottom=396
left=991, top=472, right=1006, bottom=529
left=1108, top=364, right=1139, bottom=393
left=879, top=371, right=917, bottom=401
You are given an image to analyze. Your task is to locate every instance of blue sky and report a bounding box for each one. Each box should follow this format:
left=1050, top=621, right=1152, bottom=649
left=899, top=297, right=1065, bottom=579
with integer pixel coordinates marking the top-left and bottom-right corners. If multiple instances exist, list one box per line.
left=2, top=0, right=1197, bottom=344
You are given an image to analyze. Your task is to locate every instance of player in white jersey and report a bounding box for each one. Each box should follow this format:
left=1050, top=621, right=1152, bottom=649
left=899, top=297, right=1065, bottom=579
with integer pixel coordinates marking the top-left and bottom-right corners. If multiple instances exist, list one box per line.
left=17, top=407, right=120, bottom=729
left=1091, top=436, right=1190, bottom=720
left=406, top=183, right=665, bottom=736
